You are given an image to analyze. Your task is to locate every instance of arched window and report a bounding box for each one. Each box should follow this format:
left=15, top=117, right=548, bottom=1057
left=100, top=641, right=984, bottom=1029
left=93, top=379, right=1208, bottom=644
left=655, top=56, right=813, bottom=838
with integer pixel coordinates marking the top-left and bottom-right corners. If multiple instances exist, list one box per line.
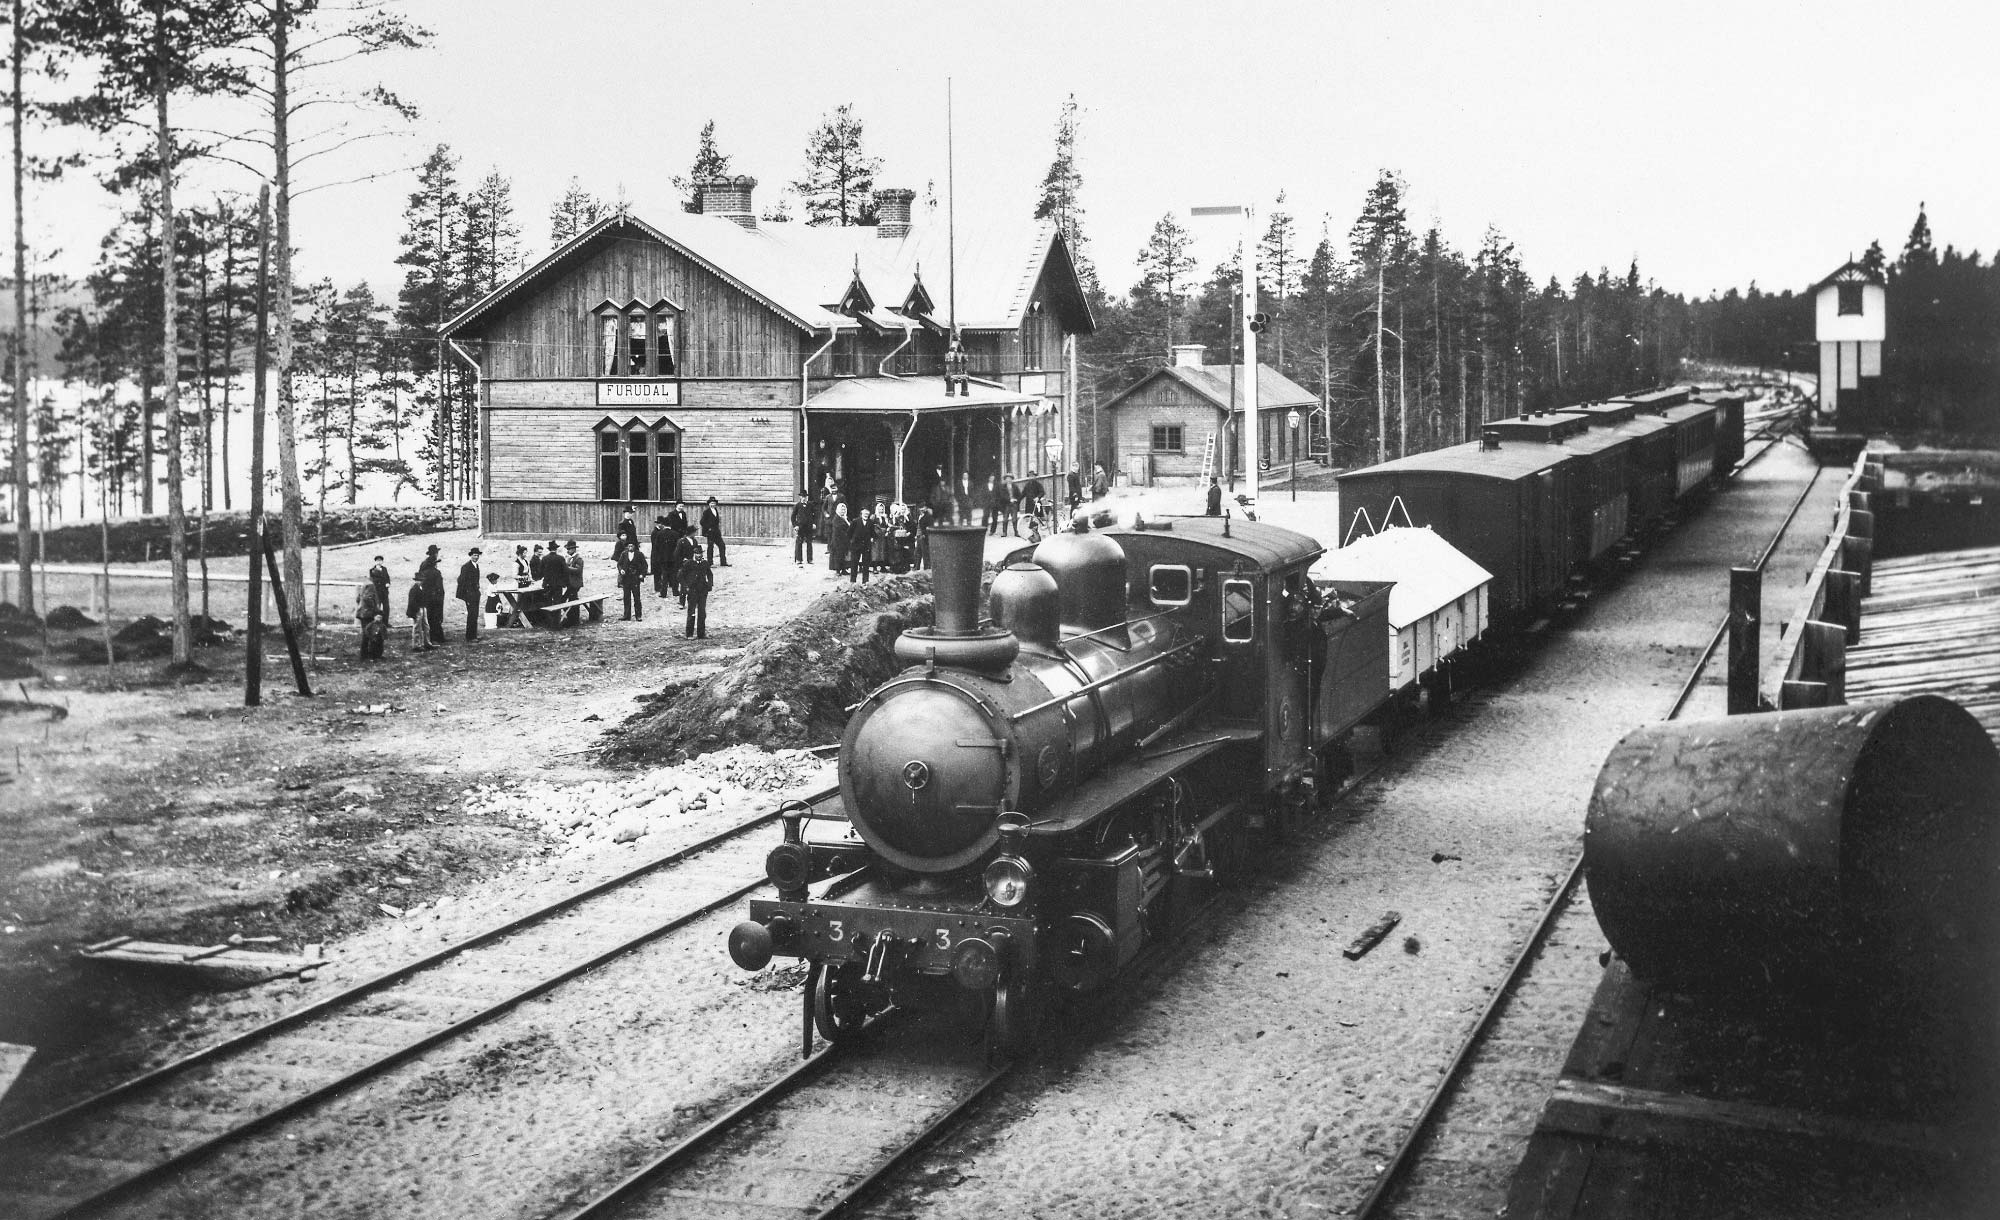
left=593, top=300, right=680, bottom=376
left=1022, top=300, right=1048, bottom=369
left=596, top=417, right=680, bottom=501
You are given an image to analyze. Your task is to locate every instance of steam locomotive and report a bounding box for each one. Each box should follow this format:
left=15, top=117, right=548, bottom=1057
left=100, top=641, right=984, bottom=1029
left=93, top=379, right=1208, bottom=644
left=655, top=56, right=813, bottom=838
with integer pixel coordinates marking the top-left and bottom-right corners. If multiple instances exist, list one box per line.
left=727, top=520, right=1386, bottom=1052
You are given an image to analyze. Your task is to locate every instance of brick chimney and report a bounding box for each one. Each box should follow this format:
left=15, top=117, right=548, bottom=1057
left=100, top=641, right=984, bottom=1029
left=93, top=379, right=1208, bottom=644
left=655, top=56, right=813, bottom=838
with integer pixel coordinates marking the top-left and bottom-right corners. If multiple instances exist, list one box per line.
left=1171, top=344, right=1206, bottom=368
left=697, top=174, right=758, bottom=230
left=874, top=187, right=916, bottom=238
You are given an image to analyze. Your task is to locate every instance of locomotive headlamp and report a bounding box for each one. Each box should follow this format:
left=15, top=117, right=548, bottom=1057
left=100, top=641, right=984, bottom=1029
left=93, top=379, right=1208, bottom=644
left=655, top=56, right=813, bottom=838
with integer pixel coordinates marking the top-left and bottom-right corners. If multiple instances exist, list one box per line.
left=983, top=855, right=1034, bottom=908
left=765, top=842, right=814, bottom=898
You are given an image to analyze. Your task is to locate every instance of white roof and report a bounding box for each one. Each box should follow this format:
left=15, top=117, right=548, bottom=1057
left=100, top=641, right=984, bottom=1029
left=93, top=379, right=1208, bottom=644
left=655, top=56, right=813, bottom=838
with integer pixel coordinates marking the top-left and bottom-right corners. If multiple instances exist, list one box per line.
left=1312, top=526, right=1493, bottom=629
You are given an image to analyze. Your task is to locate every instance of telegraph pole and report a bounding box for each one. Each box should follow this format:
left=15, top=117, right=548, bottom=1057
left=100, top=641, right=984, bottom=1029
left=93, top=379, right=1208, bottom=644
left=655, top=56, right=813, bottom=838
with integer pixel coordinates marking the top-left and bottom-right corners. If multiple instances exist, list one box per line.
left=1191, top=204, right=1259, bottom=506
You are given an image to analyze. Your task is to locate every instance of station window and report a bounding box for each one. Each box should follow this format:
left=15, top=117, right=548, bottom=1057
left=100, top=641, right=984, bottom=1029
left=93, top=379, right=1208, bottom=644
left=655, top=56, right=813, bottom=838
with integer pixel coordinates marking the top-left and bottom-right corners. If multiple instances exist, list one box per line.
left=1221, top=579, right=1255, bottom=643
left=1022, top=300, right=1048, bottom=370
left=1148, top=564, right=1192, bottom=606
left=595, top=304, right=679, bottom=376
left=1836, top=283, right=1864, bottom=316
left=597, top=419, right=679, bottom=501
left=1151, top=424, right=1184, bottom=454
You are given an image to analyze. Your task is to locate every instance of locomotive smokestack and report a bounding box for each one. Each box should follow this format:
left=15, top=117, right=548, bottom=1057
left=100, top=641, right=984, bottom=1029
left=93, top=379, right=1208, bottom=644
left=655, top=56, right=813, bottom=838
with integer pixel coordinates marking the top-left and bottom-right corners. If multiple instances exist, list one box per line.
left=1481, top=428, right=1502, bottom=451
left=928, top=525, right=985, bottom=636
left=891, top=526, right=1020, bottom=671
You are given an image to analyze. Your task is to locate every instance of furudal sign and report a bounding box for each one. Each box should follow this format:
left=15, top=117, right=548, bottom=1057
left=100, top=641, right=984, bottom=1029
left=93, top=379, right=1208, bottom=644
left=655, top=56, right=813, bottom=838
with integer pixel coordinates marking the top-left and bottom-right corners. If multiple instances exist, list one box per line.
left=596, top=381, right=681, bottom=406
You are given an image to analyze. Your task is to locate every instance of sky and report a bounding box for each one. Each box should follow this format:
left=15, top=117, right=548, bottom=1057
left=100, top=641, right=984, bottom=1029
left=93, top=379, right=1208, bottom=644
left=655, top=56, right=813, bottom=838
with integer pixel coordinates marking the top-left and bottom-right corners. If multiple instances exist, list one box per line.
left=13, top=0, right=2000, bottom=307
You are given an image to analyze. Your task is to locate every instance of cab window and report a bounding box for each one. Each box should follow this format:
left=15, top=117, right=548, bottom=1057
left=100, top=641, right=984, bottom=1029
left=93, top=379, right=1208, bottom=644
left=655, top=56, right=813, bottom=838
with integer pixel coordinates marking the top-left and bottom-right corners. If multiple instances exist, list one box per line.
left=1222, top=579, right=1255, bottom=643
left=1149, top=564, right=1192, bottom=606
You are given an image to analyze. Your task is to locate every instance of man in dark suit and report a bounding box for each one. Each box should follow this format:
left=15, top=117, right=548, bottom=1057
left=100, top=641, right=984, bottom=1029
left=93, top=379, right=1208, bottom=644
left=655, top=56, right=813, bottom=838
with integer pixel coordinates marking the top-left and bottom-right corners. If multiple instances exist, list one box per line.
left=539, top=538, right=568, bottom=626
left=455, top=547, right=483, bottom=641
left=417, top=545, right=447, bottom=645
left=617, top=542, right=648, bottom=621
left=671, top=528, right=699, bottom=606
left=848, top=507, right=877, bottom=584
left=682, top=551, right=713, bottom=639
left=1205, top=476, right=1223, bottom=516
left=616, top=506, right=640, bottom=553
left=791, top=490, right=817, bottom=567
left=649, top=515, right=673, bottom=597
left=563, top=540, right=585, bottom=626
left=664, top=500, right=690, bottom=538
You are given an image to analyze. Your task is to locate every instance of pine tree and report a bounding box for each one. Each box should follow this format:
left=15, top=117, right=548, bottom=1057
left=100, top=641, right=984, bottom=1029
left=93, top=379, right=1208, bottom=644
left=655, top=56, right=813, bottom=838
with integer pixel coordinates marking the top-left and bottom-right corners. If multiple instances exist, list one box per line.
left=394, top=143, right=466, bottom=499
left=794, top=103, right=881, bottom=227
left=672, top=119, right=732, bottom=213
left=49, top=0, right=257, bottom=665
left=1258, top=191, right=1297, bottom=371
left=461, top=167, right=520, bottom=296
left=549, top=176, right=604, bottom=246
left=1033, top=94, right=1098, bottom=297
left=1133, top=212, right=1197, bottom=353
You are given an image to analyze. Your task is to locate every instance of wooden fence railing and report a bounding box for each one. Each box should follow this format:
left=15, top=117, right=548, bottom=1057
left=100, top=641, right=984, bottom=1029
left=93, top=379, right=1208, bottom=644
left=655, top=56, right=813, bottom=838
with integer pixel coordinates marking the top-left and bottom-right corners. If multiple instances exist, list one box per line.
left=1762, top=450, right=1883, bottom=710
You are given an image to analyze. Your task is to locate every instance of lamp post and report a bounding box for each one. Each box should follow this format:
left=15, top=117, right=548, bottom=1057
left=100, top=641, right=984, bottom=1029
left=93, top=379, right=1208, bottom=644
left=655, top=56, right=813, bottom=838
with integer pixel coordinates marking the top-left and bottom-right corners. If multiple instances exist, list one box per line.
left=1287, top=408, right=1300, bottom=500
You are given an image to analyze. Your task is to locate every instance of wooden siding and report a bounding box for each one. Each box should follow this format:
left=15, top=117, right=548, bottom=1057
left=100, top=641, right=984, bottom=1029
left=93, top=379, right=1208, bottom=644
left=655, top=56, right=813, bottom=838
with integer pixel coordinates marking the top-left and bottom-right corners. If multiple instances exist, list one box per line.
left=1111, top=381, right=1226, bottom=483
left=484, top=500, right=792, bottom=541
left=485, top=404, right=797, bottom=506
left=472, top=231, right=808, bottom=380
left=486, top=378, right=796, bottom=410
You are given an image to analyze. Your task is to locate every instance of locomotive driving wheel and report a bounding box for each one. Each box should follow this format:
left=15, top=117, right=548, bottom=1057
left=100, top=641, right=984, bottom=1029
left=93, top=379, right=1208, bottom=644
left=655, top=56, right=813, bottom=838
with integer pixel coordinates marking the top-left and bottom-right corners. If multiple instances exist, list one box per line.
left=812, top=961, right=875, bottom=1043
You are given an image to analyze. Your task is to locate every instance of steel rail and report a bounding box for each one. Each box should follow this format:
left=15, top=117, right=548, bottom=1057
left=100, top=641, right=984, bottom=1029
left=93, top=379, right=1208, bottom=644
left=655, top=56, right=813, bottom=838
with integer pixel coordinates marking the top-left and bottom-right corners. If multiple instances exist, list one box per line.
left=812, top=1059, right=1015, bottom=1219
left=8, top=788, right=843, bottom=1220
left=1349, top=410, right=1814, bottom=1220
left=2, top=788, right=829, bottom=1148
left=555, top=1043, right=848, bottom=1220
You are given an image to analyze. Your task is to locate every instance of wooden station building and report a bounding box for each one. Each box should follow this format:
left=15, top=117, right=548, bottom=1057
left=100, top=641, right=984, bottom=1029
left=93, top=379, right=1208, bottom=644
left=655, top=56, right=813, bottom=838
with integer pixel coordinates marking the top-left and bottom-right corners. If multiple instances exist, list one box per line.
left=442, top=177, right=1095, bottom=539
left=1101, top=344, right=1318, bottom=486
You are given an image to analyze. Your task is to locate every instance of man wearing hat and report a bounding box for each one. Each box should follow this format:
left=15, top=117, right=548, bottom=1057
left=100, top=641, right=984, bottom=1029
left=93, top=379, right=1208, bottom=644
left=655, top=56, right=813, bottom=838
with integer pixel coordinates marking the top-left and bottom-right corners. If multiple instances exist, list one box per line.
left=455, top=546, right=485, bottom=640
left=563, top=539, right=585, bottom=626
left=539, top=538, right=567, bottom=626
left=649, top=514, right=673, bottom=598
left=417, top=545, right=448, bottom=646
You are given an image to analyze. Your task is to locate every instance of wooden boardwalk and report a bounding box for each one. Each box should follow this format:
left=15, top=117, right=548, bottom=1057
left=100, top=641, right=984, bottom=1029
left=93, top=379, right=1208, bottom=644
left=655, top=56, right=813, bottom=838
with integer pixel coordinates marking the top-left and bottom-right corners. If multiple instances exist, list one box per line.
left=1846, top=544, right=2000, bottom=739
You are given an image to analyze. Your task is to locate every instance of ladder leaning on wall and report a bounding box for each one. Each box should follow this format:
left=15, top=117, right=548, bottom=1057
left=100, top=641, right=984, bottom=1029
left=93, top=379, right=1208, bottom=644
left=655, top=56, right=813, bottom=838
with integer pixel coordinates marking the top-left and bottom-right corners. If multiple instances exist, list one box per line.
left=1199, top=431, right=1217, bottom=481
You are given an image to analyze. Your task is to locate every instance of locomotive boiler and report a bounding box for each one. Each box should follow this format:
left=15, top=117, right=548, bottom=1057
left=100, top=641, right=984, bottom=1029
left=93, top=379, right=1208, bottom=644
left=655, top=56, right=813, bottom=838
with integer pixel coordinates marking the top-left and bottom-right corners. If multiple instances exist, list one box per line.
left=729, top=518, right=1375, bottom=1052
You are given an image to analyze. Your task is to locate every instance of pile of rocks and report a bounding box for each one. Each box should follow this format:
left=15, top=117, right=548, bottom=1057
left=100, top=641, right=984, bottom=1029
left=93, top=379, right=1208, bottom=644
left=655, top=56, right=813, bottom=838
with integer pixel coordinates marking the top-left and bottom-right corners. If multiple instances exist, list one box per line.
left=460, top=746, right=834, bottom=850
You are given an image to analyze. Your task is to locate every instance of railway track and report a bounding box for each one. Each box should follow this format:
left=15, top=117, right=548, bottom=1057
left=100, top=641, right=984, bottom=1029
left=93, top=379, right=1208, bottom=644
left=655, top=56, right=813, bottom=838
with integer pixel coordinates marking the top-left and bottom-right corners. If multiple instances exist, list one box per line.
left=0, top=788, right=837, bottom=1220
left=1353, top=405, right=1819, bottom=1220
left=554, top=1023, right=1010, bottom=1220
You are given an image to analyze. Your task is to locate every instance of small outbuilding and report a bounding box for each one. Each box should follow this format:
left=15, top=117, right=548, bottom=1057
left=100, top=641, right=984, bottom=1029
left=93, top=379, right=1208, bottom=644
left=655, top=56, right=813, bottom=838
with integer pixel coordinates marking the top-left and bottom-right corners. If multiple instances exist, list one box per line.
left=1101, top=345, right=1317, bottom=486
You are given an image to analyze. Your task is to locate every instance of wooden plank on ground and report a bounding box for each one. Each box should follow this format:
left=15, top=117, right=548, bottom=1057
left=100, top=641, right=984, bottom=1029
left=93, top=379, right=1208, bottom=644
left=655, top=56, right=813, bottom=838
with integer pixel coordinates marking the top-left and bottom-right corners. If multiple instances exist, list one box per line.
left=1538, top=1078, right=1982, bottom=1164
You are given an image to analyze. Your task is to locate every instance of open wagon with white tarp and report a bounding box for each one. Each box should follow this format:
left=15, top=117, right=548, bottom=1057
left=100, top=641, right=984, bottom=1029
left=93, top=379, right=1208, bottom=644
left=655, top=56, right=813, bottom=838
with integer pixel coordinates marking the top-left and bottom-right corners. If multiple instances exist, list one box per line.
left=1312, top=524, right=1494, bottom=704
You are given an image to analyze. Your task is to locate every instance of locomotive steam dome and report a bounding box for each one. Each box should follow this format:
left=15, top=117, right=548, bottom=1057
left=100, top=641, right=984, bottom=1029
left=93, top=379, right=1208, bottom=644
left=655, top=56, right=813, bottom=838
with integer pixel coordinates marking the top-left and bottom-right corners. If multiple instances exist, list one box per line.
left=989, top=562, right=1060, bottom=648
left=1033, top=526, right=1126, bottom=635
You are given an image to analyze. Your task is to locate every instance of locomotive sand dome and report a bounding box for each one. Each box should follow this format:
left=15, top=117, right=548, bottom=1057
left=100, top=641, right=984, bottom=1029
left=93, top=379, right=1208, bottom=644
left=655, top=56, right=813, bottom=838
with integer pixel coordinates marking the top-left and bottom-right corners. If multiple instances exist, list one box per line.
left=839, top=525, right=1206, bottom=874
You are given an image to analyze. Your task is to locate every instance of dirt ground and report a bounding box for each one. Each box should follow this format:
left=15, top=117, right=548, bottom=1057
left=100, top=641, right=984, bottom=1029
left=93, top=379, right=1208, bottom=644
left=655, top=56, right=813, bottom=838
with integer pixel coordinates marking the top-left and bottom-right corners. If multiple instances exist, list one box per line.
left=0, top=532, right=883, bottom=1078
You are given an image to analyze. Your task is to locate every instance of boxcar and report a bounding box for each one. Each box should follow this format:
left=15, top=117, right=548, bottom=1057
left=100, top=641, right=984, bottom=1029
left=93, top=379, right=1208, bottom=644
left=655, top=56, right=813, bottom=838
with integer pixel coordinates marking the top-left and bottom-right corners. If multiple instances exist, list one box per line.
left=1334, top=434, right=1576, bottom=627
left=1554, top=400, right=1676, bottom=537
left=1485, top=412, right=1632, bottom=567
left=1659, top=399, right=1720, bottom=499
left=1695, top=390, right=1747, bottom=472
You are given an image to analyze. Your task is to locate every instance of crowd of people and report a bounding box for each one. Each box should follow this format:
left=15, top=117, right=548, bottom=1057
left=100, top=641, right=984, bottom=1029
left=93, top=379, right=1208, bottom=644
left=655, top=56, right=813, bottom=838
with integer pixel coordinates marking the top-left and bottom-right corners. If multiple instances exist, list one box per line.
left=350, top=497, right=732, bottom=656
left=348, top=469, right=1119, bottom=660
left=790, top=463, right=1112, bottom=575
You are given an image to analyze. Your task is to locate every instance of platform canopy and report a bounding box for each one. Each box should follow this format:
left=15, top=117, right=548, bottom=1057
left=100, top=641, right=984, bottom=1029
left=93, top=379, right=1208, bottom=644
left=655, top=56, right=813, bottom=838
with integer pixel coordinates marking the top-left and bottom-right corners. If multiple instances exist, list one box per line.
left=806, top=376, right=1045, bottom=416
